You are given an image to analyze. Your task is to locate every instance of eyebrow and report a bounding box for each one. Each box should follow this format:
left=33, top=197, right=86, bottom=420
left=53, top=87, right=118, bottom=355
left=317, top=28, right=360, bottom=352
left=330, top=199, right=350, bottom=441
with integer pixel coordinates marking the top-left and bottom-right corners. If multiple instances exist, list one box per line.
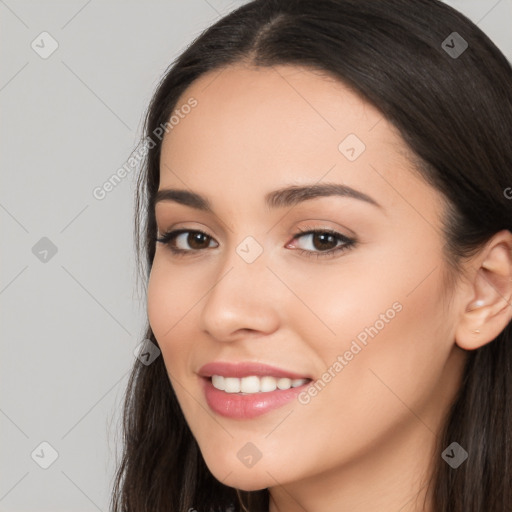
left=154, top=182, right=383, bottom=211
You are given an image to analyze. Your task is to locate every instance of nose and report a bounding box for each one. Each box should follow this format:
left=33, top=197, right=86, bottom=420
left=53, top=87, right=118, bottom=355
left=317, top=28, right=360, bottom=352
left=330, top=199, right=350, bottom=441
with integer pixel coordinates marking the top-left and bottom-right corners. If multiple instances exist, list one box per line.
left=199, top=245, right=281, bottom=342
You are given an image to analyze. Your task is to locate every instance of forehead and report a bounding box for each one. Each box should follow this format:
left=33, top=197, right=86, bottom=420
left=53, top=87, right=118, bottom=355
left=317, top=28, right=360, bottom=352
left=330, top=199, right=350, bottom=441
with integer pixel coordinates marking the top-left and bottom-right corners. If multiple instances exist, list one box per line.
left=161, top=63, right=393, bottom=159
left=158, top=63, right=439, bottom=219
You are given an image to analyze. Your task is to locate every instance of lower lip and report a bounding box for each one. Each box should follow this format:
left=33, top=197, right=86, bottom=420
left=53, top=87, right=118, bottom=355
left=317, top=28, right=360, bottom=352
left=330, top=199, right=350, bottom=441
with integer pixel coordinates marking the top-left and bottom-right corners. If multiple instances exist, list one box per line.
left=202, top=377, right=311, bottom=419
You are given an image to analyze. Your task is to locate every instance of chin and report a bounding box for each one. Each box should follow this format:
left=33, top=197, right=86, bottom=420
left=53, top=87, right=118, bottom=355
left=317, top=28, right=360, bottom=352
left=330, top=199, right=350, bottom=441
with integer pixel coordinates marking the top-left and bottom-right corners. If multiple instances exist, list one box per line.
left=220, top=472, right=270, bottom=492
left=203, top=456, right=272, bottom=491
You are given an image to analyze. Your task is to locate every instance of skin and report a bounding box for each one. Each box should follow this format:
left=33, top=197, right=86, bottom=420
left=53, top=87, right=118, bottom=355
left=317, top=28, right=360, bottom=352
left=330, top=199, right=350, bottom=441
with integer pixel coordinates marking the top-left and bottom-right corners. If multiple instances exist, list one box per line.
left=146, top=63, right=512, bottom=511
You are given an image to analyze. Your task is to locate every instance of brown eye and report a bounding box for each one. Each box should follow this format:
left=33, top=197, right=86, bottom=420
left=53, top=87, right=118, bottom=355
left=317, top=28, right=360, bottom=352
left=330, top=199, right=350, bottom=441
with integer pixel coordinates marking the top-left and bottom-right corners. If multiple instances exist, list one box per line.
left=186, top=231, right=212, bottom=250
left=155, top=229, right=218, bottom=253
left=288, top=228, right=356, bottom=259
left=293, top=230, right=346, bottom=252
left=310, top=232, right=338, bottom=251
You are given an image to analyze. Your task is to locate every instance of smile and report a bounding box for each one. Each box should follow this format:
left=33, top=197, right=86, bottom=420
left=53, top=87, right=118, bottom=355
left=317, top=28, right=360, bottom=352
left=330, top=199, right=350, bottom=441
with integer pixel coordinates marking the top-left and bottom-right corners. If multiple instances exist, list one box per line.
left=198, top=361, right=313, bottom=419
left=211, top=375, right=309, bottom=394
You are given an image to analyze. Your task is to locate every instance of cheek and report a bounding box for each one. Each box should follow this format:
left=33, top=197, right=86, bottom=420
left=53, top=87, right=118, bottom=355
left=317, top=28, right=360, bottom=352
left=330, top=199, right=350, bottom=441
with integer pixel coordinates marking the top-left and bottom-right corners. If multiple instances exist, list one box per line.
left=147, top=263, right=171, bottom=340
left=299, top=264, right=450, bottom=436
left=146, top=260, right=196, bottom=367
left=146, top=257, right=223, bottom=396
left=147, top=258, right=198, bottom=337
left=290, top=243, right=451, bottom=421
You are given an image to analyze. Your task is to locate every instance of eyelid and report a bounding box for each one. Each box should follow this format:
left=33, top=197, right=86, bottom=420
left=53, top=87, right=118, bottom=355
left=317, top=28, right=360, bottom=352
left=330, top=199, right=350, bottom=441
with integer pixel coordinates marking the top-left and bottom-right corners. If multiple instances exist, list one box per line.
left=286, top=225, right=356, bottom=258
left=155, top=227, right=217, bottom=246
left=155, top=224, right=356, bottom=260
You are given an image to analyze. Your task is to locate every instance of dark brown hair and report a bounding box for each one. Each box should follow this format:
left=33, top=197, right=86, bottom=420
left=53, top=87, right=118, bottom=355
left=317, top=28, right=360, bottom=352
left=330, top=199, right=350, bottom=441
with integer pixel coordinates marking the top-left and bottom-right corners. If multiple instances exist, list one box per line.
left=111, top=1, right=512, bottom=510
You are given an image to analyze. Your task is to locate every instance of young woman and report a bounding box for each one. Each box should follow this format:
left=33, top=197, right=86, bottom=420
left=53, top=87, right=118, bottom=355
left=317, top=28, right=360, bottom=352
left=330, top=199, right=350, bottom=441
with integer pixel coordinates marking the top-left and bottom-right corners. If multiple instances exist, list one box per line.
left=111, top=1, right=512, bottom=510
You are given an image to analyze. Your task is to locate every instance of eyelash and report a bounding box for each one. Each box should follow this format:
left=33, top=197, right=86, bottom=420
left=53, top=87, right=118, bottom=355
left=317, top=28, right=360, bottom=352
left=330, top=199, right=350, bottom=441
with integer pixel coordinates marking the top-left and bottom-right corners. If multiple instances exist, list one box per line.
left=155, top=226, right=356, bottom=260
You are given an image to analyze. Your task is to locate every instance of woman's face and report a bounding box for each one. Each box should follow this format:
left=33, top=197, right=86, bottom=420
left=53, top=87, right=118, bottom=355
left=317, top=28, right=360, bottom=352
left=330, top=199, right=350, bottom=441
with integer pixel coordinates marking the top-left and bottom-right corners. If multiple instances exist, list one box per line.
left=147, top=64, right=468, bottom=495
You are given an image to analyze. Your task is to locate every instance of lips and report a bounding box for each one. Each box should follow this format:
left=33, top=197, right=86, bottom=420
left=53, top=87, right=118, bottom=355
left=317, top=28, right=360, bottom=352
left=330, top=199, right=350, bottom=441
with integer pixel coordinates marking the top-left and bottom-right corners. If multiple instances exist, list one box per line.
left=198, top=361, right=312, bottom=380
left=198, top=361, right=313, bottom=419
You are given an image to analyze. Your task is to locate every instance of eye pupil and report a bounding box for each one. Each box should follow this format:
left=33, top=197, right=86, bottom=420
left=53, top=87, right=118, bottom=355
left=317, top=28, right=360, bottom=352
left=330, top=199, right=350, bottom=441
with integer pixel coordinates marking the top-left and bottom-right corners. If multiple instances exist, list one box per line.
left=189, top=232, right=209, bottom=249
left=313, top=233, right=337, bottom=251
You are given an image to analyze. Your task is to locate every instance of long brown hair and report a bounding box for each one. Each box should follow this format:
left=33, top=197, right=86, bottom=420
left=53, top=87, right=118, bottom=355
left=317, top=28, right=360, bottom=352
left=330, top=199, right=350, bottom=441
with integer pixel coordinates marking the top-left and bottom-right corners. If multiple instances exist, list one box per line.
left=111, top=1, right=512, bottom=510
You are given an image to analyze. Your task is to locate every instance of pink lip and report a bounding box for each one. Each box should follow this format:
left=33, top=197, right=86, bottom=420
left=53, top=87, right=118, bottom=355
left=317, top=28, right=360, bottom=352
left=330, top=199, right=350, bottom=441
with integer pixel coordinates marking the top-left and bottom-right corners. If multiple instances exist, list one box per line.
left=198, top=361, right=311, bottom=380
left=198, top=361, right=312, bottom=419
left=201, top=377, right=311, bottom=419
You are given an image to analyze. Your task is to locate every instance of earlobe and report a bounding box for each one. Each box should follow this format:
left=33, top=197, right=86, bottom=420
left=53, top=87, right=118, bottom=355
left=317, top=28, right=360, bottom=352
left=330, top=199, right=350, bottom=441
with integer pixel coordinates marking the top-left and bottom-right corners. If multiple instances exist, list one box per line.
left=454, top=231, right=512, bottom=351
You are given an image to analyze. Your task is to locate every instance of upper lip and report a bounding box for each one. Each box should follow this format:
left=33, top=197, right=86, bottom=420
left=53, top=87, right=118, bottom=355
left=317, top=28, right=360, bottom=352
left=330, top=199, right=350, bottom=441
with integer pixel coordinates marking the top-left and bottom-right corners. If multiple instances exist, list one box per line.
left=198, top=361, right=312, bottom=380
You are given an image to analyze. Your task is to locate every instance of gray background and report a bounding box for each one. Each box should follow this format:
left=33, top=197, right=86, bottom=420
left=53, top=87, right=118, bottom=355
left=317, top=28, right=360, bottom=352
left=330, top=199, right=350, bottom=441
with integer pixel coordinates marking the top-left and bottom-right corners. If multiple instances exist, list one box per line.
left=1, top=1, right=511, bottom=510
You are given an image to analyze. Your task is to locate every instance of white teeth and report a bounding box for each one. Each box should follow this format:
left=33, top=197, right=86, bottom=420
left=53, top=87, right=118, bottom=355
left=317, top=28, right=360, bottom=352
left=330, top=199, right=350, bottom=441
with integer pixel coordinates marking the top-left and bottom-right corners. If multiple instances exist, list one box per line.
left=277, top=377, right=291, bottom=390
left=211, top=375, right=309, bottom=394
left=260, top=376, right=277, bottom=392
left=223, top=377, right=241, bottom=393
left=211, top=375, right=225, bottom=391
left=240, top=376, right=260, bottom=393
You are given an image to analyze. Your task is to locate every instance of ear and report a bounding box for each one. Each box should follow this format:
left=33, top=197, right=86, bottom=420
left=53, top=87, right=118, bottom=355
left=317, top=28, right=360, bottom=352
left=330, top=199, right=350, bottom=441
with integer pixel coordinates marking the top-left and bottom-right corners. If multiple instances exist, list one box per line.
left=455, top=229, right=512, bottom=350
